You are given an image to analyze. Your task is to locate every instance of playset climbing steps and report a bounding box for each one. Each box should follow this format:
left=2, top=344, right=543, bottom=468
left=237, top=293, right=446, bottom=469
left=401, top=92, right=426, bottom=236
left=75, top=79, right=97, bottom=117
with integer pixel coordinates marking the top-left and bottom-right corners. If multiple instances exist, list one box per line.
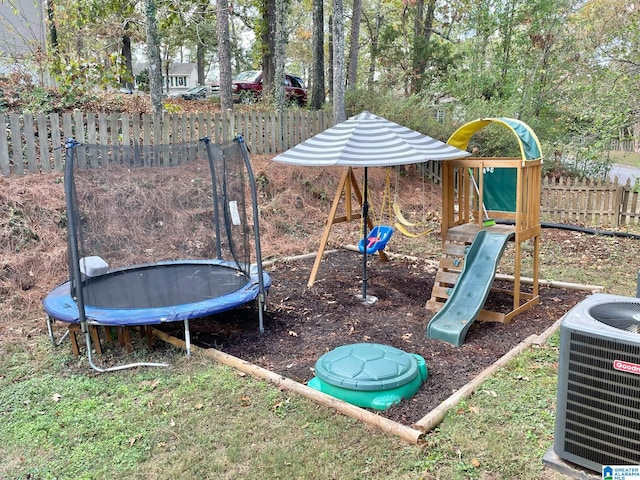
left=426, top=223, right=518, bottom=324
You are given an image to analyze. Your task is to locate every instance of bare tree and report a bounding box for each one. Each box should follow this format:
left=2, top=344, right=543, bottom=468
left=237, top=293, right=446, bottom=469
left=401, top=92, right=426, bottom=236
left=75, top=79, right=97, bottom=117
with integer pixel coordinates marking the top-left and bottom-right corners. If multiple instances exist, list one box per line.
left=217, top=0, right=233, bottom=111
left=346, top=0, right=361, bottom=91
left=145, top=0, right=164, bottom=114
left=310, top=0, right=325, bottom=109
left=332, top=0, right=346, bottom=123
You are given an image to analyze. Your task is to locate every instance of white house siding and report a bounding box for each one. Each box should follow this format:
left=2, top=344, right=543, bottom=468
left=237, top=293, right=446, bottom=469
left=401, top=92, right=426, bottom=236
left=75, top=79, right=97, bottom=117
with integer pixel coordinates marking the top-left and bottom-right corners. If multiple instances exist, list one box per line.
left=0, top=0, right=47, bottom=82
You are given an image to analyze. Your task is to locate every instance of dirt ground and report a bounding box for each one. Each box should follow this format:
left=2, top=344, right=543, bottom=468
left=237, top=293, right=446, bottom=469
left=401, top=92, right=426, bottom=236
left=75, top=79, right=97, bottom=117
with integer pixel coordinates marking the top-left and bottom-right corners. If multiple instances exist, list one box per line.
left=157, top=246, right=589, bottom=426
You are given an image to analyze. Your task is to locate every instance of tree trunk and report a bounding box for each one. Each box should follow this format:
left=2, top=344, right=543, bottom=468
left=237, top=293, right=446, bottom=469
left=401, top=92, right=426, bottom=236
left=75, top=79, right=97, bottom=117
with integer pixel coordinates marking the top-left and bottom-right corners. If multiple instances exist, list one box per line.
left=310, top=0, right=325, bottom=109
left=196, top=43, right=205, bottom=86
left=44, top=0, right=58, bottom=84
left=45, top=0, right=58, bottom=54
left=363, top=9, right=383, bottom=90
left=346, top=0, right=361, bottom=91
left=332, top=0, right=346, bottom=123
left=196, top=0, right=209, bottom=86
left=411, top=0, right=435, bottom=94
left=328, top=14, right=334, bottom=103
left=262, top=0, right=277, bottom=97
left=274, top=0, right=287, bottom=111
left=121, top=27, right=134, bottom=89
left=145, top=0, right=164, bottom=114
left=217, top=0, right=233, bottom=111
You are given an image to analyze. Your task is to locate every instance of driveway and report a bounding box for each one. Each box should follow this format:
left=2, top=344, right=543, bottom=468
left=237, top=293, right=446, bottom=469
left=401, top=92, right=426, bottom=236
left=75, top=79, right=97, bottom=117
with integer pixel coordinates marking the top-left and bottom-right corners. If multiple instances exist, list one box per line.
left=609, top=164, right=640, bottom=186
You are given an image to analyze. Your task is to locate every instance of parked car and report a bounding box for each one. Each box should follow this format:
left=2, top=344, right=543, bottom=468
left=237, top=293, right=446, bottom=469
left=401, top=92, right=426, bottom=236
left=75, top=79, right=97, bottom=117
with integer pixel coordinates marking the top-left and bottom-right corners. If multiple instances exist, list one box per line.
left=168, top=86, right=208, bottom=100
left=211, top=70, right=308, bottom=107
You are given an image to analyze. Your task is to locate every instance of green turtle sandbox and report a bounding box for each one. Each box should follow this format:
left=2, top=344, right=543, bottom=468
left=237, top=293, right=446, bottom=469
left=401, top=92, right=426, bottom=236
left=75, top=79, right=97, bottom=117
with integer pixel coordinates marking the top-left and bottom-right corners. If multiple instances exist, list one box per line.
left=307, top=343, right=428, bottom=410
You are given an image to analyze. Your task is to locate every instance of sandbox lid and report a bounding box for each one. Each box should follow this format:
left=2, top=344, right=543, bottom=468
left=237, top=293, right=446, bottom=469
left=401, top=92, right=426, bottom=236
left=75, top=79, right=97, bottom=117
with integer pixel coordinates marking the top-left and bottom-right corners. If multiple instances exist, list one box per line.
left=314, top=343, right=419, bottom=391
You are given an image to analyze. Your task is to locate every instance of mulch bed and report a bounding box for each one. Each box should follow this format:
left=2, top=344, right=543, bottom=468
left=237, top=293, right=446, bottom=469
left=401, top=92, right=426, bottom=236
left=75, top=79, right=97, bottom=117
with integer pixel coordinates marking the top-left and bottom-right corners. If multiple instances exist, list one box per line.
left=159, top=248, right=591, bottom=426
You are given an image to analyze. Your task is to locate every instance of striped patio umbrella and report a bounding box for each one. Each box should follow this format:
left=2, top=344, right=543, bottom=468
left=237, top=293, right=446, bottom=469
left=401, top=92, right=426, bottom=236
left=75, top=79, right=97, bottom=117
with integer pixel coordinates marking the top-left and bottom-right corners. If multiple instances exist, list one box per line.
left=273, top=111, right=470, bottom=301
left=273, top=111, right=470, bottom=166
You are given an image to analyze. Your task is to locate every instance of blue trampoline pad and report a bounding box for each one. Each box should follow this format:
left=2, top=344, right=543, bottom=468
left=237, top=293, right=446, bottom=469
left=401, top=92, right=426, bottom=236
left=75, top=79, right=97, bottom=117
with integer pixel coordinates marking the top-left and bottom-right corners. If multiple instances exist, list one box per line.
left=43, top=259, right=271, bottom=326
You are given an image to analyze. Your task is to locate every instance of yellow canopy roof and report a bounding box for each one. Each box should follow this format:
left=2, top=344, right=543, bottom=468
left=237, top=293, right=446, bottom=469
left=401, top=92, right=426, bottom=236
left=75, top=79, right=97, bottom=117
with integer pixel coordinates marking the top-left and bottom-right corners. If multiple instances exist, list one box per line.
left=447, top=117, right=542, bottom=161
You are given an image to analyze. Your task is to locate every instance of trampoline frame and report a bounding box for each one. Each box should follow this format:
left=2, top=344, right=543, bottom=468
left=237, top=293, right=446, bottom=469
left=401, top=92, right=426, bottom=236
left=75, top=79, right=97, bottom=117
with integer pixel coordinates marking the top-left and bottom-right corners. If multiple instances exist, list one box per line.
left=44, top=259, right=271, bottom=358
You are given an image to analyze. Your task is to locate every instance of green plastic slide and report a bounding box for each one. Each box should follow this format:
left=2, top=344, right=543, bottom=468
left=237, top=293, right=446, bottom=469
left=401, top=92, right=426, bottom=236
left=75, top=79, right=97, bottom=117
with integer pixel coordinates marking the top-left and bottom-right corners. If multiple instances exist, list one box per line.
left=426, top=230, right=513, bottom=347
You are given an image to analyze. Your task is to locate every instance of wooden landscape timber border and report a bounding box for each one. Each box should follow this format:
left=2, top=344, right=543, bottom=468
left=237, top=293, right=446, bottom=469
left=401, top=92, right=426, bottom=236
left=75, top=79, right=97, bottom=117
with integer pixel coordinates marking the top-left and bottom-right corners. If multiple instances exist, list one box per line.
left=343, top=244, right=606, bottom=292
left=142, top=248, right=602, bottom=445
left=152, top=328, right=426, bottom=445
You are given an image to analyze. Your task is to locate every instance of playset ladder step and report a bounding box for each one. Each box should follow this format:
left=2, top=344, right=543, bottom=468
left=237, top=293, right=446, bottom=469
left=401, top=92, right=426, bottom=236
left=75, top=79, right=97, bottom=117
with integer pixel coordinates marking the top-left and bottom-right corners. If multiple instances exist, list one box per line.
left=426, top=236, right=470, bottom=309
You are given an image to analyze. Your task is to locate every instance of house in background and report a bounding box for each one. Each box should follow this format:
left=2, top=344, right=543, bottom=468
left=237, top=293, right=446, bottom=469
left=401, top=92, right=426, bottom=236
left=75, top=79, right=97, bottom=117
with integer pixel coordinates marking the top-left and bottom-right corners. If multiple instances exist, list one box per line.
left=133, top=62, right=199, bottom=94
left=0, top=0, right=48, bottom=84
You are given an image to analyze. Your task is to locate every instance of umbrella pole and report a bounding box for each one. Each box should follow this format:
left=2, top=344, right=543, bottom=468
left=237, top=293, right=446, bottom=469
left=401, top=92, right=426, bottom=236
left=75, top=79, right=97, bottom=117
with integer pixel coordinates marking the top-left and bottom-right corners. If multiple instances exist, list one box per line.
left=362, top=167, right=368, bottom=300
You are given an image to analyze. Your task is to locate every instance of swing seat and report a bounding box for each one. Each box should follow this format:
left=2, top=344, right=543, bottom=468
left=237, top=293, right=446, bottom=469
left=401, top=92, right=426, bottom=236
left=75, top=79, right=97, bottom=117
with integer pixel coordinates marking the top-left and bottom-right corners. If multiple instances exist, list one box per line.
left=358, top=226, right=394, bottom=254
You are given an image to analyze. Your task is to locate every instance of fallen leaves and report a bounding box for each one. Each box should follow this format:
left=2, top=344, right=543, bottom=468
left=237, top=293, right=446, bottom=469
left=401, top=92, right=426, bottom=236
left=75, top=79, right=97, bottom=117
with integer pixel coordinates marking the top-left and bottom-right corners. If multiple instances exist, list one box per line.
left=479, top=389, right=498, bottom=397
left=140, top=379, right=160, bottom=390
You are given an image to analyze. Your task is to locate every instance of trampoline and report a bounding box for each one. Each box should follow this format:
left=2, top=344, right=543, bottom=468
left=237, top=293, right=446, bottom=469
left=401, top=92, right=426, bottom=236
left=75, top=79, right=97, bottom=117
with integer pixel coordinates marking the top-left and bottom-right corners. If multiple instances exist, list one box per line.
left=44, top=260, right=271, bottom=326
left=44, top=137, right=270, bottom=372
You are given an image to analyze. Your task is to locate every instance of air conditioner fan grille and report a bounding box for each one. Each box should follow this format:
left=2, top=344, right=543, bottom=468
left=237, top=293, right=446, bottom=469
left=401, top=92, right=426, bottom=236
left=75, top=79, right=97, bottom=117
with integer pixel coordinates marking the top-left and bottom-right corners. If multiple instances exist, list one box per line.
left=588, top=301, right=640, bottom=333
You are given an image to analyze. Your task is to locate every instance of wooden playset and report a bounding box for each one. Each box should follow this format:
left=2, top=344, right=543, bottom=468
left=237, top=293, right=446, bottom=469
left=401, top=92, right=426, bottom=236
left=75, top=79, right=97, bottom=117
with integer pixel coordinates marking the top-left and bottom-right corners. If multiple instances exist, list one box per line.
left=426, top=117, right=543, bottom=325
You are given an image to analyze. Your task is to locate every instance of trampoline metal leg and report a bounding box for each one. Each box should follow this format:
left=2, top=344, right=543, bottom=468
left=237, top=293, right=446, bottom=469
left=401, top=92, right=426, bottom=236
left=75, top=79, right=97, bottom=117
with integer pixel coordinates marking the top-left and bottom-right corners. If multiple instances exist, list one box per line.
left=184, top=319, right=191, bottom=357
left=46, top=314, right=70, bottom=347
left=84, top=324, right=169, bottom=373
left=258, top=294, right=266, bottom=334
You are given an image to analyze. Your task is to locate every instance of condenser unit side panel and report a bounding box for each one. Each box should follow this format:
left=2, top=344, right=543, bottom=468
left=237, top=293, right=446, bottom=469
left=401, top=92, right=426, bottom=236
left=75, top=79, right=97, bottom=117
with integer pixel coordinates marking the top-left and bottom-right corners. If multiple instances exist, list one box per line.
left=555, top=326, right=640, bottom=473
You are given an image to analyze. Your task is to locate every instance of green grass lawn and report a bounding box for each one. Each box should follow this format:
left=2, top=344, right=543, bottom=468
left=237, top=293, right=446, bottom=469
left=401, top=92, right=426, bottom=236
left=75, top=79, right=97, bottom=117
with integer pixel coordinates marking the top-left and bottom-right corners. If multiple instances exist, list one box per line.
left=1, top=337, right=570, bottom=480
left=1, top=345, right=426, bottom=480
left=3, top=230, right=639, bottom=479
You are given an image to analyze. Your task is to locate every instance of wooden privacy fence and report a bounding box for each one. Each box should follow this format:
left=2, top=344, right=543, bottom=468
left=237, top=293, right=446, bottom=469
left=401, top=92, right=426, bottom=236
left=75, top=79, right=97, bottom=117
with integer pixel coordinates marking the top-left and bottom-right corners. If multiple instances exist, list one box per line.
left=419, top=163, right=640, bottom=227
left=0, top=110, right=333, bottom=176
left=541, top=176, right=640, bottom=227
left=610, top=139, right=638, bottom=152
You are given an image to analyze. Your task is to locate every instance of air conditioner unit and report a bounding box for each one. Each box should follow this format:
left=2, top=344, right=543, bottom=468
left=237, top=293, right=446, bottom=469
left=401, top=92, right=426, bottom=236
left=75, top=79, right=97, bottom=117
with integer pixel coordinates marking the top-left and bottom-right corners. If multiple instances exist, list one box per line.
left=554, top=293, right=640, bottom=473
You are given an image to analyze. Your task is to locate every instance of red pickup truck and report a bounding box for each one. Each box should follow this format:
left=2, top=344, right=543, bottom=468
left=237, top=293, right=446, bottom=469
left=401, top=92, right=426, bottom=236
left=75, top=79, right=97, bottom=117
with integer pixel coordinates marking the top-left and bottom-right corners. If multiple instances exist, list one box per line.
left=211, top=70, right=308, bottom=107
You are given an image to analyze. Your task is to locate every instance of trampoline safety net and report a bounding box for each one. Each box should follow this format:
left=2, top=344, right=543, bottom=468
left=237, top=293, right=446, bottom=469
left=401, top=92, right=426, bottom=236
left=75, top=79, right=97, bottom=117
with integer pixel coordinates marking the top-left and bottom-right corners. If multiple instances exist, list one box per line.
left=63, top=138, right=265, bottom=314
